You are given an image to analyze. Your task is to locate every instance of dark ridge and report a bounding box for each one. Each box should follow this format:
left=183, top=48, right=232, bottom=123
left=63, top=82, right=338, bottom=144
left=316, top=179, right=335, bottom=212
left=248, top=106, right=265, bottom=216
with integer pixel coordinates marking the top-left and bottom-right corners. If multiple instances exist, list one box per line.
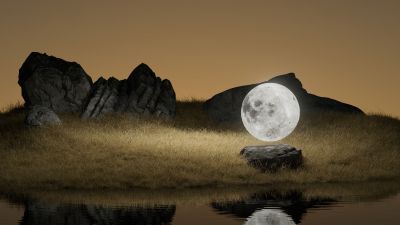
left=204, top=73, right=364, bottom=123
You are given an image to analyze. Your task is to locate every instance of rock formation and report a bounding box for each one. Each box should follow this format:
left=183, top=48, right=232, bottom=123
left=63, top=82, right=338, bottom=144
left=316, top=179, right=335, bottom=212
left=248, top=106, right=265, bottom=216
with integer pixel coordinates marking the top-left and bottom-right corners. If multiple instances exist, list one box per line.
left=203, top=73, right=364, bottom=122
left=25, top=105, right=62, bottom=126
left=81, top=63, right=176, bottom=119
left=18, top=52, right=93, bottom=113
left=240, top=144, right=303, bottom=171
left=18, top=52, right=176, bottom=125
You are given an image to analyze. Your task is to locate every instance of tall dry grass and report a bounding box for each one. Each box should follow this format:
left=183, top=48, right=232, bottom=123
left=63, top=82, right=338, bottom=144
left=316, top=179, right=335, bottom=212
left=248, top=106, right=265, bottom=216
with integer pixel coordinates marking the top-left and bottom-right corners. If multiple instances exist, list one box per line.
left=0, top=100, right=399, bottom=191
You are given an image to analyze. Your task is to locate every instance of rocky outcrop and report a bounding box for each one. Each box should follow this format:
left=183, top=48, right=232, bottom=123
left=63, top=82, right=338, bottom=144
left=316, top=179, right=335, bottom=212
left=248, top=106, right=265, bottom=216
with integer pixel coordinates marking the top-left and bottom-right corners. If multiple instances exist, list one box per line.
left=18, top=53, right=176, bottom=125
left=240, top=144, right=303, bottom=171
left=204, top=73, right=364, bottom=122
left=18, top=52, right=93, bottom=113
left=80, top=77, right=120, bottom=119
left=25, top=105, right=62, bottom=126
left=81, top=63, right=176, bottom=119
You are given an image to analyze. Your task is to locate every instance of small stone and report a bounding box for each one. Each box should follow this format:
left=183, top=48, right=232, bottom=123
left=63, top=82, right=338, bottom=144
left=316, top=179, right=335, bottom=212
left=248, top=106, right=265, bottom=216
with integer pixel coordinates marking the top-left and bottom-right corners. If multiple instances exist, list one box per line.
left=25, top=105, right=62, bottom=126
left=240, top=144, right=303, bottom=171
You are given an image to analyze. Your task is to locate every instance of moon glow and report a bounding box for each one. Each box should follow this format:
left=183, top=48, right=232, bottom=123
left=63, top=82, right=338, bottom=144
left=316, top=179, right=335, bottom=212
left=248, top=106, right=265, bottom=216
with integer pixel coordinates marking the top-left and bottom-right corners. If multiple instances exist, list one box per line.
left=241, top=83, right=300, bottom=142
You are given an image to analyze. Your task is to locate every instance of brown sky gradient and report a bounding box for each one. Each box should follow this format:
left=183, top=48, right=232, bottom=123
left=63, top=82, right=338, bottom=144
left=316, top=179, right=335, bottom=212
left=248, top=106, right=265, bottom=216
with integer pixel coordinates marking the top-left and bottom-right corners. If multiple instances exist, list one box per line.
left=0, top=0, right=399, bottom=116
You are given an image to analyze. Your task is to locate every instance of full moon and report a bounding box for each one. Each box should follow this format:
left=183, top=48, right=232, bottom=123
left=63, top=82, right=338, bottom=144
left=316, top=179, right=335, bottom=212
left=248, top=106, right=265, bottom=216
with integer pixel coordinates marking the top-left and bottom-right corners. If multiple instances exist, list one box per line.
left=241, top=83, right=300, bottom=142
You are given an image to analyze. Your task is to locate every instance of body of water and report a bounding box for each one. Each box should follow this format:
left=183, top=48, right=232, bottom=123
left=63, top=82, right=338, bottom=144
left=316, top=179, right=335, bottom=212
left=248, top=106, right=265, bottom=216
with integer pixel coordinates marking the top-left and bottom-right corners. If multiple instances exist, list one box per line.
left=1, top=185, right=399, bottom=225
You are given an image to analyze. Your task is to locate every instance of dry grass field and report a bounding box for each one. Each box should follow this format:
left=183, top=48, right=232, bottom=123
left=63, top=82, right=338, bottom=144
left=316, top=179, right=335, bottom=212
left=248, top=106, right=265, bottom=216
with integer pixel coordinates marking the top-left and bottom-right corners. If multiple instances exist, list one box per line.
left=0, top=100, right=399, bottom=191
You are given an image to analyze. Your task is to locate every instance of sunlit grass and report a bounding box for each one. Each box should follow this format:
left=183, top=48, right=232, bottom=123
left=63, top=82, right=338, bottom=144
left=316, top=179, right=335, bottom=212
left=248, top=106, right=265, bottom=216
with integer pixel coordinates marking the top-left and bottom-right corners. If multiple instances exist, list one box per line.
left=0, top=100, right=399, bottom=191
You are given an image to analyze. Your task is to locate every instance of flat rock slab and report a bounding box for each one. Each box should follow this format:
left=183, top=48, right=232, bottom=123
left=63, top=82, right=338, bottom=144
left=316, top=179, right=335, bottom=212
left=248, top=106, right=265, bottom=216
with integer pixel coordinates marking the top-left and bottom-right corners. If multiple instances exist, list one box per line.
left=240, top=144, right=303, bottom=171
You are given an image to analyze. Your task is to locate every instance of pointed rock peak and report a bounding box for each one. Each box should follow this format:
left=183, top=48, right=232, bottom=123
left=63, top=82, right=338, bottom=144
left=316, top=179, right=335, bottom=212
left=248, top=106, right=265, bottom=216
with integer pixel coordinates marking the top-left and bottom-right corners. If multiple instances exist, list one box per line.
left=129, top=63, right=156, bottom=77
left=137, top=63, right=152, bottom=70
left=108, top=76, right=120, bottom=82
left=94, top=76, right=106, bottom=83
left=127, top=63, right=157, bottom=89
left=267, top=73, right=306, bottom=95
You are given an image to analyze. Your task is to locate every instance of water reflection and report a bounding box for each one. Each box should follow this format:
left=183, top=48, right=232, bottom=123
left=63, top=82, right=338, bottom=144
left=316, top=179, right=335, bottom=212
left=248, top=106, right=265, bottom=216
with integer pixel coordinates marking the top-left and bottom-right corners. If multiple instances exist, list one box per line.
left=18, top=191, right=333, bottom=225
left=212, top=190, right=334, bottom=224
left=21, top=201, right=176, bottom=225
left=2, top=181, right=399, bottom=225
left=244, top=208, right=295, bottom=225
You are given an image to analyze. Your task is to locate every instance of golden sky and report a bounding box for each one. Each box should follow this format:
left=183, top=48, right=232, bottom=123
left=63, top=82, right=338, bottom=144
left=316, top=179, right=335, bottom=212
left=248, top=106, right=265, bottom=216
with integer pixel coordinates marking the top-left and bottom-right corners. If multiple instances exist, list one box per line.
left=0, top=0, right=399, bottom=116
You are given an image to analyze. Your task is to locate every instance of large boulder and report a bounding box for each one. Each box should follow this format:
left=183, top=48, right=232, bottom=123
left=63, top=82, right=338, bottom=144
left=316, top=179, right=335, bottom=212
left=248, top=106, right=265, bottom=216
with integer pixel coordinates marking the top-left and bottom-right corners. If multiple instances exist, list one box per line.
left=240, top=144, right=303, bottom=171
left=25, top=105, right=62, bottom=126
left=204, top=73, right=364, bottom=122
left=81, top=63, right=176, bottom=119
left=18, top=52, right=93, bottom=113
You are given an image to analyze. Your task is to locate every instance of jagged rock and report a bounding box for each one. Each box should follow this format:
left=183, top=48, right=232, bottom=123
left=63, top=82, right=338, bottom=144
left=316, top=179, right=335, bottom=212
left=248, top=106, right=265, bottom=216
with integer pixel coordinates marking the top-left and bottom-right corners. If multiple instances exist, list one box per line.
left=240, top=144, right=303, bottom=171
left=125, top=63, right=176, bottom=117
left=81, top=63, right=176, bottom=119
left=25, top=105, right=62, bottom=126
left=81, top=77, right=120, bottom=119
left=18, top=52, right=93, bottom=113
left=156, top=79, right=176, bottom=117
left=204, top=73, right=364, bottom=122
left=18, top=53, right=176, bottom=121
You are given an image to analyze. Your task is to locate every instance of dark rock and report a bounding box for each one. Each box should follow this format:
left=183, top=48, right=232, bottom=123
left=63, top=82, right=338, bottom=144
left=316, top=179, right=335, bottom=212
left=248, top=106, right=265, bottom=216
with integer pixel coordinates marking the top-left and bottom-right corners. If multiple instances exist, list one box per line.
left=240, top=144, right=303, bottom=171
left=156, top=79, right=176, bottom=117
left=19, top=52, right=93, bottom=113
left=81, top=63, right=176, bottom=119
left=25, top=105, right=62, bottom=126
left=204, top=73, right=364, bottom=122
left=18, top=53, right=176, bottom=121
left=81, top=77, right=120, bottom=119
left=125, top=63, right=176, bottom=118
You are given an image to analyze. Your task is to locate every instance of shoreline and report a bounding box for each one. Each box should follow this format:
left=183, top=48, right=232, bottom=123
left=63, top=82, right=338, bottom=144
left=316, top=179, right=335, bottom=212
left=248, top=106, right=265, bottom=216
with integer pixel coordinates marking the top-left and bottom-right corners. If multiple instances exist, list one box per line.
left=1, top=180, right=399, bottom=206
